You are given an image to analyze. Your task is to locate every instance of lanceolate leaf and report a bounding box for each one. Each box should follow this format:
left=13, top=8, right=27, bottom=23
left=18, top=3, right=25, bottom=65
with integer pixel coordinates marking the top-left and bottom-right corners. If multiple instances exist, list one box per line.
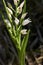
left=19, top=30, right=30, bottom=65
left=21, top=30, right=30, bottom=53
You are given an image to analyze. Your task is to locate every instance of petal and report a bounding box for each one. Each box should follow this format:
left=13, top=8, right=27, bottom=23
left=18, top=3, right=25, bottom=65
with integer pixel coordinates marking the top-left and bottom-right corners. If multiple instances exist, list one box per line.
left=5, top=19, right=11, bottom=27
left=7, top=7, right=13, bottom=15
left=21, top=29, right=27, bottom=34
left=17, top=1, right=24, bottom=14
left=17, top=7, right=22, bottom=14
left=22, top=18, right=31, bottom=26
left=14, top=17, right=19, bottom=25
left=13, top=0, right=19, bottom=5
left=20, top=1, right=24, bottom=8
left=21, top=13, right=28, bottom=19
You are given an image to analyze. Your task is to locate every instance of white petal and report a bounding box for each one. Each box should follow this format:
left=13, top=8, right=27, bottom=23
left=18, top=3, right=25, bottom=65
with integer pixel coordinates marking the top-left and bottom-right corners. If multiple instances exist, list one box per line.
left=22, top=18, right=31, bottom=26
left=14, top=17, right=19, bottom=25
left=17, top=1, right=24, bottom=14
left=17, top=7, right=22, bottom=14
left=20, top=1, right=24, bottom=8
left=5, top=19, right=11, bottom=27
left=7, top=7, right=13, bottom=15
left=13, top=0, right=17, bottom=5
left=13, top=0, right=19, bottom=5
left=21, top=13, right=28, bottom=19
left=21, top=29, right=27, bottom=34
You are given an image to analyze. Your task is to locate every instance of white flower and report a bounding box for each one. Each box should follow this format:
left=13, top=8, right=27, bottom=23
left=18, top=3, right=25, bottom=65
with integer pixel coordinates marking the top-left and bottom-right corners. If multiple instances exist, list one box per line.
left=14, top=17, right=19, bottom=25
left=17, top=1, right=24, bottom=14
left=22, top=18, right=31, bottom=26
left=7, top=7, right=13, bottom=15
left=5, top=19, right=11, bottom=27
left=13, top=0, right=19, bottom=5
left=21, top=29, right=27, bottom=34
left=20, top=1, right=24, bottom=8
left=17, top=7, right=22, bottom=14
left=21, top=13, right=28, bottom=19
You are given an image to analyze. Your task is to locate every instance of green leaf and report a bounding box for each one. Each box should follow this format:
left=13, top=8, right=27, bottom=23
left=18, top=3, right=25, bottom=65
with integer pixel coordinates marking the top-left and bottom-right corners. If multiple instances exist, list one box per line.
left=21, top=30, right=30, bottom=52
left=19, top=30, right=30, bottom=65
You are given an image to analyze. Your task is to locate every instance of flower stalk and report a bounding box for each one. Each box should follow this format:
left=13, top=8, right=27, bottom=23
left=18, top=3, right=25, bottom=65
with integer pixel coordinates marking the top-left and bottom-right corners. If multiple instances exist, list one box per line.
left=1, top=0, right=31, bottom=65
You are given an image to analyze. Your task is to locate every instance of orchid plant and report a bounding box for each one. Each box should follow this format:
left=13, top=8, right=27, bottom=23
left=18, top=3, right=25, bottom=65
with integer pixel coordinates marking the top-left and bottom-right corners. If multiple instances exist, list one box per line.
left=1, top=0, right=31, bottom=65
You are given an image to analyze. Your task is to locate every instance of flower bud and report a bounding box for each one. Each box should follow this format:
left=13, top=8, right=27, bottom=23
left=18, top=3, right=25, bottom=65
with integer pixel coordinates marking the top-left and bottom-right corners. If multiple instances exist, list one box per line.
left=20, top=1, right=24, bottom=8
left=14, top=17, right=19, bottom=25
left=17, top=1, right=24, bottom=14
left=5, top=19, right=11, bottom=28
left=13, top=0, right=19, bottom=6
left=21, top=13, right=27, bottom=19
left=7, top=7, right=13, bottom=15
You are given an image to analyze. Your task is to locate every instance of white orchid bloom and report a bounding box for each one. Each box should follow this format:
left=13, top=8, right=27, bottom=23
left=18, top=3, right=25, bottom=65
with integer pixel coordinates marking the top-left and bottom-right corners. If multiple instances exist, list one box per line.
left=21, top=13, right=28, bottom=19
left=5, top=19, right=11, bottom=27
left=22, top=18, right=31, bottom=26
left=7, top=7, right=13, bottom=15
left=20, top=1, right=24, bottom=8
left=21, top=29, right=27, bottom=34
left=17, top=1, right=24, bottom=14
left=13, top=0, right=19, bottom=6
left=14, top=17, right=19, bottom=25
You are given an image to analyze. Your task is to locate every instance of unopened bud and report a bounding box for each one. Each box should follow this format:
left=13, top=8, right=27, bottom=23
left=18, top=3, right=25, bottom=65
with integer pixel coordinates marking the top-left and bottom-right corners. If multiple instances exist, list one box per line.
left=21, top=13, right=27, bottom=19
left=5, top=19, right=11, bottom=28
left=7, top=7, right=13, bottom=15
left=17, top=1, right=24, bottom=14
left=13, top=0, right=19, bottom=6
left=14, top=17, right=19, bottom=25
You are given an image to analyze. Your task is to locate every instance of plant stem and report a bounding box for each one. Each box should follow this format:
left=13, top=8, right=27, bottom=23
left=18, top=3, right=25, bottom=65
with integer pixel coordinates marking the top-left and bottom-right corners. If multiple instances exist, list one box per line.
left=19, top=51, right=25, bottom=65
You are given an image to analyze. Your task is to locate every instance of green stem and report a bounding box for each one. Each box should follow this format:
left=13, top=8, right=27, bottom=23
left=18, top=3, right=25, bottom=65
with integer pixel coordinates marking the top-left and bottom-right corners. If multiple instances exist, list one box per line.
left=19, top=51, right=25, bottom=65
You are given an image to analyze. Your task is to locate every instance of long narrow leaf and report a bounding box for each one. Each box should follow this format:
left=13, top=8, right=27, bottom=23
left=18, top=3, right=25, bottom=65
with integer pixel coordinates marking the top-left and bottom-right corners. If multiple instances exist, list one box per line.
left=19, top=30, right=30, bottom=65
left=21, top=30, right=30, bottom=52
